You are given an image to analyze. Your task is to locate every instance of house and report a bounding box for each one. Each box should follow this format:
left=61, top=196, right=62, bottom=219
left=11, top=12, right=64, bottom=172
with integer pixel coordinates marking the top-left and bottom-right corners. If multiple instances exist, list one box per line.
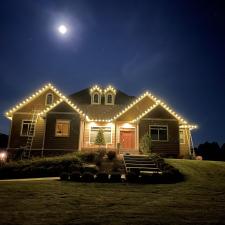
left=5, top=83, right=197, bottom=158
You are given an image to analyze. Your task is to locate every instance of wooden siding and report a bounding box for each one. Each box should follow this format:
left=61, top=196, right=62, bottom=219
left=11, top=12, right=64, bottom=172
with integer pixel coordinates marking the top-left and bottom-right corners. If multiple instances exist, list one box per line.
left=17, top=89, right=60, bottom=113
left=82, top=122, right=115, bottom=149
left=44, top=112, right=80, bottom=150
left=179, top=128, right=191, bottom=157
left=139, top=106, right=179, bottom=156
left=9, top=113, right=45, bottom=149
left=117, top=96, right=155, bottom=121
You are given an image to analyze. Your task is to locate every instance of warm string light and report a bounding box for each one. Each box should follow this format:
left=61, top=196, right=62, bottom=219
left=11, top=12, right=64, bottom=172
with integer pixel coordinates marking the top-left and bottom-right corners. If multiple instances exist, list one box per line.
left=180, top=124, right=198, bottom=130
left=104, top=85, right=117, bottom=95
left=5, top=83, right=197, bottom=129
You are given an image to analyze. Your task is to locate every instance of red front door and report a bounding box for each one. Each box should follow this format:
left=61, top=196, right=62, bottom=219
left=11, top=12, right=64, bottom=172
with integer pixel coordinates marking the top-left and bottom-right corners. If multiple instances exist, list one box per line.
left=120, top=131, right=135, bottom=149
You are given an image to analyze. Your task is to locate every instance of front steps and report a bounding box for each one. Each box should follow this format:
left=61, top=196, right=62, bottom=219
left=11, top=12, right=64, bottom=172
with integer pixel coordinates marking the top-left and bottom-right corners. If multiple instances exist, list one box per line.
left=123, top=155, right=162, bottom=174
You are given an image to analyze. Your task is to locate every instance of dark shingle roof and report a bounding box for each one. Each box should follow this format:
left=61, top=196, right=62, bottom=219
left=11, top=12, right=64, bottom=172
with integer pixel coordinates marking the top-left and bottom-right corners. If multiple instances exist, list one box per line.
left=67, top=88, right=136, bottom=119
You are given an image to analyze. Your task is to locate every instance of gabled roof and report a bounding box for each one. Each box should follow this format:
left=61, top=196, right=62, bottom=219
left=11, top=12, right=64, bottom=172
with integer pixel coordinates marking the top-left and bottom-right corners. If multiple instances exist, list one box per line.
left=5, top=83, right=65, bottom=120
left=5, top=83, right=197, bottom=129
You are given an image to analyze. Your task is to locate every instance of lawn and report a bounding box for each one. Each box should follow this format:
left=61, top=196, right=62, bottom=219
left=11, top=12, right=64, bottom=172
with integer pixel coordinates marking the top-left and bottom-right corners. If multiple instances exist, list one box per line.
left=0, top=159, right=225, bottom=225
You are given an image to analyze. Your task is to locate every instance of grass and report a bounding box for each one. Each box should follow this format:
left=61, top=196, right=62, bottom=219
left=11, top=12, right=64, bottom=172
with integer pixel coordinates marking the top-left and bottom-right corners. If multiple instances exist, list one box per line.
left=0, top=159, right=225, bottom=225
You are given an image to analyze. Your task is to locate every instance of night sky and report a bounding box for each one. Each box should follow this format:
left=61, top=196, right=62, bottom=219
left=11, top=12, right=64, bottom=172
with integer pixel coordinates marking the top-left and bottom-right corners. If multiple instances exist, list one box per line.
left=1, top=0, right=225, bottom=146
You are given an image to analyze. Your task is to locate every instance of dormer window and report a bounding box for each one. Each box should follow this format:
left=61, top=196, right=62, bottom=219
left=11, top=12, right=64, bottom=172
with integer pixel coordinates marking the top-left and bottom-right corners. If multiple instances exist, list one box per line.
left=92, top=92, right=101, bottom=104
left=104, top=85, right=116, bottom=105
left=105, top=93, right=114, bottom=105
left=46, top=93, right=53, bottom=105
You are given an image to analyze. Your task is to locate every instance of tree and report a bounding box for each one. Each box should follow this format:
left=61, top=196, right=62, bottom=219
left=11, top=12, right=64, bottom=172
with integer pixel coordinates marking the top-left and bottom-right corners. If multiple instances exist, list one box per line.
left=140, top=133, right=151, bottom=154
left=95, top=129, right=106, bottom=147
left=196, top=142, right=221, bottom=160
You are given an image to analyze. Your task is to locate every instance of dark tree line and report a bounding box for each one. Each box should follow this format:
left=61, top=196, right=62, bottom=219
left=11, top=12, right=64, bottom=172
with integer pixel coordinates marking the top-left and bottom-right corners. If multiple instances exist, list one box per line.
left=195, top=142, right=225, bottom=161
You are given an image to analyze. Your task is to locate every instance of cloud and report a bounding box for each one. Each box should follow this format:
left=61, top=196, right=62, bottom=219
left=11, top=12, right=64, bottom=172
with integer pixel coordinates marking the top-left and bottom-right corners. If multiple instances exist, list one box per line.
left=121, top=51, right=165, bottom=79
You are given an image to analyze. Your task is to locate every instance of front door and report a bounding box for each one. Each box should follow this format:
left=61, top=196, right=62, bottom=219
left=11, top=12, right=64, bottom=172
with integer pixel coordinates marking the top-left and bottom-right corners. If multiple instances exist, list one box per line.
left=120, top=130, right=135, bottom=149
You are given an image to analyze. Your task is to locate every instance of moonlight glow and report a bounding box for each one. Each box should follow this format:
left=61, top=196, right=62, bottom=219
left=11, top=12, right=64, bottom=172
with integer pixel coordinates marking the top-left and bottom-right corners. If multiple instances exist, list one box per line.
left=58, top=25, right=68, bottom=35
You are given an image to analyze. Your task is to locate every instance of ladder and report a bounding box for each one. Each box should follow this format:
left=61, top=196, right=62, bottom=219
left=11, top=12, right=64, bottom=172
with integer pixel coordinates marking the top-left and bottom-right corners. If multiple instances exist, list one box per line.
left=185, top=128, right=195, bottom=159
left=22, top=110, right=39, bottom=159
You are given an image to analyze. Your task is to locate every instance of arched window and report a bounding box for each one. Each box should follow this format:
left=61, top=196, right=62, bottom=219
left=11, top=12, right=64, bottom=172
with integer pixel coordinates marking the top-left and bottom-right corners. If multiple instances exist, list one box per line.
left=92, top=92, right=100, bottom=104
left=46, top=93, right=53, bottom=105
left=107, top=94, right=113, bottom=104
left=105, top=92, right=114, bottom=105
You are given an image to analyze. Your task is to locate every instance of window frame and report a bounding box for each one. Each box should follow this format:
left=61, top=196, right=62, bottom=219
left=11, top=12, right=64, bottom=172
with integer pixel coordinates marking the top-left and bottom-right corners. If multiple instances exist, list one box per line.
left=149, top=125, right=169, bottom=142
left=55, top=119, right=71, bottom=137
left=45, top=93, right=54, bottom=106
left=91, top=92, right=101, bottom=104
left=105, top=92, right=114, bottom=105
left=179, top=129, right=185, bottom=144
left=89, top=126, right=112, bottom=144
left=20, top=120, right=35, bottom=137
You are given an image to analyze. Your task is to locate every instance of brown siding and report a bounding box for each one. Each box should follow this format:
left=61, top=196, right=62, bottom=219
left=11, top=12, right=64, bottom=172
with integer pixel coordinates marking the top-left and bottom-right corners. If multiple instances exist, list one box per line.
left=139, top=106, right=179, bottom=156
left=82, top=122, right=115, bottom=149
left=117, top=96, right=155, bottom=121
left=9, top=114, right=45, bottom=149
left=17, top=89, right=60, bottom=113
left=44, top=112, right=80, bottom=150
left=179, top=128, right=191, bottom=157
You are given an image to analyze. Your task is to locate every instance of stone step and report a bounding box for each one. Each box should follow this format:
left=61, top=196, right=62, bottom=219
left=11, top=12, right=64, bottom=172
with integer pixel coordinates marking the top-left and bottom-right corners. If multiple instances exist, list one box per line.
left=125, top=163, right=156, bottom=167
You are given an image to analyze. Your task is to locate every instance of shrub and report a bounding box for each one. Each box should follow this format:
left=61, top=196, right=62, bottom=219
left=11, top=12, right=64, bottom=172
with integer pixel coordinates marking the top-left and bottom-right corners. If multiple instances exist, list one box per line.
left=68, top=163, right=82, bottom=173
left=70, top=171, right=81, bottom=182
left=126, top=172, right=139, bottom=183
left=60, top=172, right=69, bottom=181
left=107, top=151, right=116, bottom=161
left=109, top=172, right=121, bottom=183
left=140, top=173, right=152, bottom=184
left=81, top=172, right=95, bottom=182
left=112, top=160, right=123, bottom=172
left=79, top=152, right=96, bottom=163
left=95, top=172, right=109, bottom=183
left=82, top=165, right=98, bottom=174
left=96, top=148, right=106, bottom=159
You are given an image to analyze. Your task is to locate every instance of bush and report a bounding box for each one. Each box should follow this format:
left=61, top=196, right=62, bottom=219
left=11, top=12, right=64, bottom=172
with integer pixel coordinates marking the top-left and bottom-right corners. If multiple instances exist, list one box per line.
left=60, top=172, right=69, bottom=181
left=68, top=163, right=82, bottom=173
left=81, top=172, right=95, bottom=182
left=126, top=172, right=139, bottom=183
left=96, top=148, right=106, bottom=159
left=107, top=151, right=116, bottom=161
left=70, top=171, right=81, bottom=182
left=82, top=165, right=98, bottom=174
left=109, top=172, right=121, bottom=182
left=95, top=172, right=109, bottom=183
left=112, top=160, right=123, bottom=172
left=79, top=152, right=96, bottom=163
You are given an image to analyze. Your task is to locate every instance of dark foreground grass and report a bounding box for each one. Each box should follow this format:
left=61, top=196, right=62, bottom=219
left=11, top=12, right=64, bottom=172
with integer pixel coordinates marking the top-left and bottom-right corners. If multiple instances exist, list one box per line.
left=0, top=159, right=225, bottom=225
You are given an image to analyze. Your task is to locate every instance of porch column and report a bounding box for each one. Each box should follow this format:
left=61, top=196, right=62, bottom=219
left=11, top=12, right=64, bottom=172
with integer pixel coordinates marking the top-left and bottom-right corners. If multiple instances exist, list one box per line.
left=136, top=122, right=139, bottom=150
left=78, top=120, right=84, bottom=151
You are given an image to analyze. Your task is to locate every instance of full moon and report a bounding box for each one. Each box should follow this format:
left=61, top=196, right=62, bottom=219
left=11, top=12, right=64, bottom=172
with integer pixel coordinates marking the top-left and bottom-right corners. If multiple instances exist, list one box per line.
left=58, top=25, right=68, bottom=35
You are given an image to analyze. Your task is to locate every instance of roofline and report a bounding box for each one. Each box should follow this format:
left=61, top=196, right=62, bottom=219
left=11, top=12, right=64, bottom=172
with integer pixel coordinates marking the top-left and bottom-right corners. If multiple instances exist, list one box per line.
left=5, top=83, right=66, bottom=119
left=35, top=84, right=197, bottom=128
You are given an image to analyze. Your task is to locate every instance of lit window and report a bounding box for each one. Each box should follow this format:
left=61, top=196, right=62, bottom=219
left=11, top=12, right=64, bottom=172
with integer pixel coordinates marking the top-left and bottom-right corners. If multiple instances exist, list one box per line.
left=150, top=126, right=168, bottom=141
left=90, top=127, right=111, bottom=144
left=21, top=120, right=35, bottom=136
left=55, top=120, right=70, bottom=137
left=46, top=93, right=53, bottom=105
left=179, top=130, right=185, bottom=144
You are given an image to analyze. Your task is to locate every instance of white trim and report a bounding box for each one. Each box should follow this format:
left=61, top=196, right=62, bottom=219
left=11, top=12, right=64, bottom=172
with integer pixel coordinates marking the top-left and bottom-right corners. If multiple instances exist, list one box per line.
left=91, top=91, right=101, bottom=105
left=105, top=92, right=115, bottom=105
left=89, top=125, right=112, bottom=144
left=45, top=92, right=54, bottom=106
left=55, top=119, right=71, bottom=137
left=20, top=119, right=35, bottom=137
left=149, top=125, right=169, bottom=142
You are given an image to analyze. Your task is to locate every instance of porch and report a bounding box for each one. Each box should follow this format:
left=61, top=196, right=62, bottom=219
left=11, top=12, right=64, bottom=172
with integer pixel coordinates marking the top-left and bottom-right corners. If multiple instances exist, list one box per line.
left=79, top=121, right=139, bottom=154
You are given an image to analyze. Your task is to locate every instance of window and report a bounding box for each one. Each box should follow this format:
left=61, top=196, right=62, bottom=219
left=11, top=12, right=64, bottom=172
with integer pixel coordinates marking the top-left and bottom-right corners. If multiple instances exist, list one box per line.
left=21, top=120, right=35, bottom=136
left=105, top=93, right=114, bottom=105
left=150, top=126, right=168, bottom=141
left=46, top=93, right=53, bottom=105
left=92, top=92, right=100, bottom=104
left=179, top=130, right=185, bottom=144
left=55, top=120, right=70, bottom=137
left=90, top=126, right=112, bottom=144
